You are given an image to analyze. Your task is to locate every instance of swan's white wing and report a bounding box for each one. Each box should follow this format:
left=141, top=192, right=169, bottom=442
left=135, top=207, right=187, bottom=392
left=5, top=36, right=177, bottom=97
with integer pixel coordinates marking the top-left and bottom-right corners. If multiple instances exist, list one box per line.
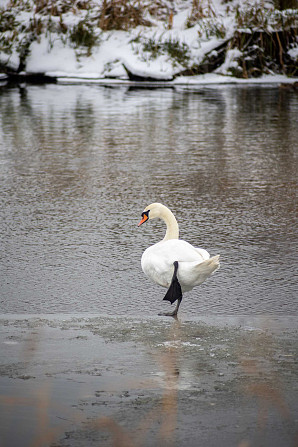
left=141, top=239, right=212, bottom=289
left=151, top=239, right=210, bottom=262
left=141, top=250, right=172, bottom=288
left=194, top=247, right=210, bottom=261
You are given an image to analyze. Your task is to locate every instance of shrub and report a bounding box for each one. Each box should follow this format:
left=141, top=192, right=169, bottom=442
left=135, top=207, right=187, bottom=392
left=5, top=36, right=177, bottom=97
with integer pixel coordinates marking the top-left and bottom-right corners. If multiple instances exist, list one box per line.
left=186, top=0, right=216, bottom=28
left=136, top=35, right=190, bottom=67
left=99, top=0, right=151, bottom=31
left=229, top=4, right=298, bottom=77
left=69, top=18, right=98, bottom=51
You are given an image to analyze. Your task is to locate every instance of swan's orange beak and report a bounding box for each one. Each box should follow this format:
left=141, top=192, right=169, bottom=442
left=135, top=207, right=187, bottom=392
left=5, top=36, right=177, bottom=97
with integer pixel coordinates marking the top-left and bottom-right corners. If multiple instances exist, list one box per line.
left=138, top=213, right=148, bottom=227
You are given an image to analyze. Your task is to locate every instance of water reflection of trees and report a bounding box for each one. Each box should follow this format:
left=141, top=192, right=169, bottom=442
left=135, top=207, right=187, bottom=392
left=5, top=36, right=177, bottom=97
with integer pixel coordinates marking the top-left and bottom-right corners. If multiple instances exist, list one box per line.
left=1, top=85, right=296, bottom=203
left=0, top=85, right=297, bottom=314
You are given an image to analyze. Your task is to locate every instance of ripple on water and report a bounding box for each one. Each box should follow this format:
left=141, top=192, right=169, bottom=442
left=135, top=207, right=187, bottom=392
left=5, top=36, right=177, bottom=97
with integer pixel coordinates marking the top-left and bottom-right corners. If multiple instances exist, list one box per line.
left=0, top=85, right=297, bottom=316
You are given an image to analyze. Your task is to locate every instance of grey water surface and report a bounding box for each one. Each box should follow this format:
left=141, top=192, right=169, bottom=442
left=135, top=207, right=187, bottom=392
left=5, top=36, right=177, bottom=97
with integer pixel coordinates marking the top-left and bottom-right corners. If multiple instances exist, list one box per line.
left=0, top=84, right=297, bottom=316
left=0, top=83, right=297, bottom=447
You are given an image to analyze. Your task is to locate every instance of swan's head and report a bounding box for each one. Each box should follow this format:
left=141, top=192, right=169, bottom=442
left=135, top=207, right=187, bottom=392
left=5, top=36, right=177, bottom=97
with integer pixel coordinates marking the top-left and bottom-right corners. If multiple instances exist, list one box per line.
left=138, top=203, right=170, bottom=227
left=138, top=203, right=179, bottom=240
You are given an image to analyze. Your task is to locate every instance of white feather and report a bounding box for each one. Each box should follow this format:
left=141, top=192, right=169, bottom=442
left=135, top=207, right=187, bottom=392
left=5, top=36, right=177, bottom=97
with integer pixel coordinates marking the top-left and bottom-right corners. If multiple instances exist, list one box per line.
left=139, top=203, right=220, bottom=294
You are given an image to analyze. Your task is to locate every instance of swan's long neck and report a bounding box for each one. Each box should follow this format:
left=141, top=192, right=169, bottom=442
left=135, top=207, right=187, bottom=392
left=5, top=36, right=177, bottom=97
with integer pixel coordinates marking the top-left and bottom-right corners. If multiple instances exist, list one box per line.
left=161, top=207, right=179, bottom=241
left=143, top=203, right=179, bottom=241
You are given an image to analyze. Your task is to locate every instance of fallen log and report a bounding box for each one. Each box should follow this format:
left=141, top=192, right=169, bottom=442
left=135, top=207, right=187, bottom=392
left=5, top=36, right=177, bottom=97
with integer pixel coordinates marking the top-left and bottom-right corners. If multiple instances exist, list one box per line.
left=122, top=64, right=174, bottom=82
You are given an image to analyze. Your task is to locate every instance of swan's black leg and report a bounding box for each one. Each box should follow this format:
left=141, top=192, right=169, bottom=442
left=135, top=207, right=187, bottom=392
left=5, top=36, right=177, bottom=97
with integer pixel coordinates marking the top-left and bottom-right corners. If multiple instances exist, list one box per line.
left=159, top=296, right=182, bottom=318
left=158, top=261, right=183, bottom=317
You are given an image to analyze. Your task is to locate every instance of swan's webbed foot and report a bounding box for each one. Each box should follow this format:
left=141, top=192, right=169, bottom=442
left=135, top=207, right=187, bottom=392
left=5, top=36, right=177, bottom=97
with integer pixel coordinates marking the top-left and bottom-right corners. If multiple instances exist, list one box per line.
left=158, top=304, right=180, bottom=319
left=160, top=261, right=183, bottom=317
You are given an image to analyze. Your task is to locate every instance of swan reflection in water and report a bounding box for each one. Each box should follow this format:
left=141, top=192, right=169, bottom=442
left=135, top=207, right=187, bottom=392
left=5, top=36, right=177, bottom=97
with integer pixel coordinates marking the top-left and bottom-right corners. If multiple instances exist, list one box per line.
left=138, top=203, right=220, bottom=317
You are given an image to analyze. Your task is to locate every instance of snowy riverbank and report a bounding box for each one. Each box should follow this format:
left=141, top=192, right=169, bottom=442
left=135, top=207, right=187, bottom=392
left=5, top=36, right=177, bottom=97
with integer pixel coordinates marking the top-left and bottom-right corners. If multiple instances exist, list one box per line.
left=0, top=0, right=297, bottom=83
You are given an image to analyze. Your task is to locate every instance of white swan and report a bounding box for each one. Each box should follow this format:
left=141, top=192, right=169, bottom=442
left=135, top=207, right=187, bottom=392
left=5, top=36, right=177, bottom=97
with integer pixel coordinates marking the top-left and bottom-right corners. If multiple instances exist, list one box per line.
left=138, top=203, right=220, bottom=316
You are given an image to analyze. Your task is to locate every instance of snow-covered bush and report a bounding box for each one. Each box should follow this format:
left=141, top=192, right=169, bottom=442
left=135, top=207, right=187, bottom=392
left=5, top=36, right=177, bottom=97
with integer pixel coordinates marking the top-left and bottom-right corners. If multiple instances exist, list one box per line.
left=234, top=2, right=298, bottom=31
left=68, top=16, right=100, bottom=56
left=139, top=35, right=191, bottom=67
left=226, top=3, right=298, bottom=77
left=186, top=0, right=216, bottom=28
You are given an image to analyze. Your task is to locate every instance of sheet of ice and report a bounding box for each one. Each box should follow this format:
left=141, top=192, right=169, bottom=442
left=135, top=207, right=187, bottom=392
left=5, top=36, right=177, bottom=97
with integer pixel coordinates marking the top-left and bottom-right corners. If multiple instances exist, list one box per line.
left=173, top=73, right=298, bottom=84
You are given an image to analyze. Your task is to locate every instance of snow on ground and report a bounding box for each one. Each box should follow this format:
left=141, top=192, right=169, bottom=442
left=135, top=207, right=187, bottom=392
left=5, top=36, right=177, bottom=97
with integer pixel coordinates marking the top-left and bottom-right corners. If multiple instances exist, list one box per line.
left=0, top=0, right=297, bottom=84
left=55, top=73, right=297, bottom=86
left=24, top=7, right=221, bottom=80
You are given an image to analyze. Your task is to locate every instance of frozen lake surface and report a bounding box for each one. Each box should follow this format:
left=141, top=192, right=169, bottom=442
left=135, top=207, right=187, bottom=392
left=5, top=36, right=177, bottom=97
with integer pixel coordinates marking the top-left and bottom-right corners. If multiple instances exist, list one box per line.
left=0, top=314, right=297, bottom=447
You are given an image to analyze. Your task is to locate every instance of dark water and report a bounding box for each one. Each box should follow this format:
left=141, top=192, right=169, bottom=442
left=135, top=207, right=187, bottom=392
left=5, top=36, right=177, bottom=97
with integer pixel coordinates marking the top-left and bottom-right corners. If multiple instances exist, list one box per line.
left=0, top=84, right=297, bottom=316
left=0, top=85, right=297, bottom=447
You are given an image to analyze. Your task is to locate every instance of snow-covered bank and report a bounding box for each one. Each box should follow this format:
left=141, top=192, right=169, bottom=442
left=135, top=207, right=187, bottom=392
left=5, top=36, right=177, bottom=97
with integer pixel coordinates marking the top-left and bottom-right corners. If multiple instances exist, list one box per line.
left=3, top=71, right=297, bottom=88
left=0, top=0, right=297, bottom=83
left=54, top=73, right=298, bottom=86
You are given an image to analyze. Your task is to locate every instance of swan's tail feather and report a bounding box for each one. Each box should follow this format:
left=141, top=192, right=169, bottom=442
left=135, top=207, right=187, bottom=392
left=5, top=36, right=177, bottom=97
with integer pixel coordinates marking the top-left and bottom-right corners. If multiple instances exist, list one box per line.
left=208, top=255, right=220, bottom=273
left=178, top=255, right=220, bottom=290
left=192, top=255, right=220, bottom=286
